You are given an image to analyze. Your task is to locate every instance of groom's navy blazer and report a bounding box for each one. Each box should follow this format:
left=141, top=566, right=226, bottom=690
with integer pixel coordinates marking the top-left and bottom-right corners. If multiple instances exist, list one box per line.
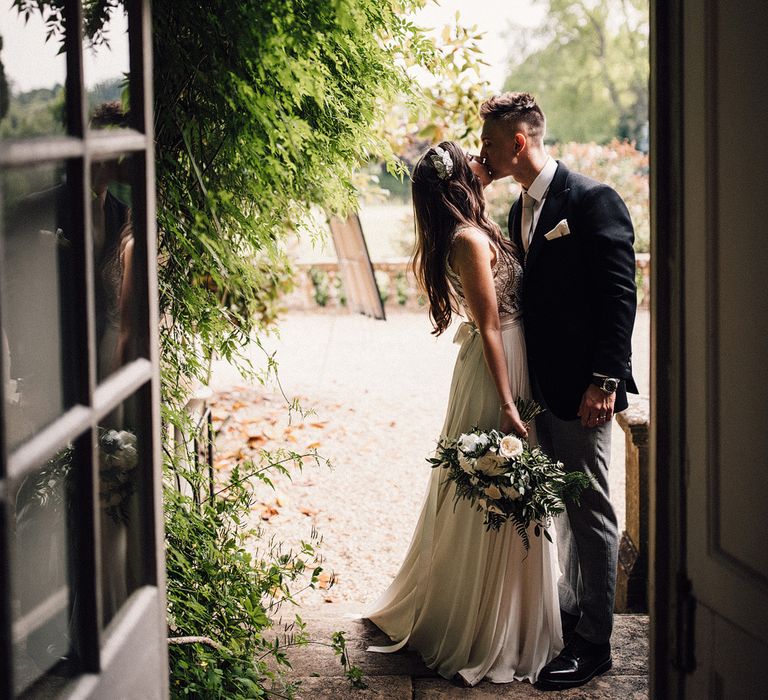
left=509, top=161, right=638, bottom=421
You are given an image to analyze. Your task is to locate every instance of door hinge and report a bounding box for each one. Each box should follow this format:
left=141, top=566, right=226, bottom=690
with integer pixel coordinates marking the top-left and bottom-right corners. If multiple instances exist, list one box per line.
left=674, top=575, right=697, bottom=673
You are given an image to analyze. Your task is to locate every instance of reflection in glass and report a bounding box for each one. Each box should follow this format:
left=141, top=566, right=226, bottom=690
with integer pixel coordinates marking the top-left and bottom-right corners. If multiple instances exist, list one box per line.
left=12, top=444, right=78, bottom=695
left=100, top=391, right=146, bottom=627
left=93, top=155, right=137, bottom=382
left=0, top=7, right=67, bottom=137
left=1, top=162, right=76, bottom=450
left=83, top=2, right=129, bottom=130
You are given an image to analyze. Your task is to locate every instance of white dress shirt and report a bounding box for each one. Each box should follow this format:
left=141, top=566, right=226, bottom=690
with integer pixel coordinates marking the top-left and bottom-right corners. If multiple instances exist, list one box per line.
left=521, top=156, right=558, bottom=251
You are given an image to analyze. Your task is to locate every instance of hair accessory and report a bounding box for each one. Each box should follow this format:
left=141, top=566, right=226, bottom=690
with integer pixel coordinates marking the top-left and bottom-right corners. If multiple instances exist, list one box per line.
left=430, top=146, right=454, bottom=180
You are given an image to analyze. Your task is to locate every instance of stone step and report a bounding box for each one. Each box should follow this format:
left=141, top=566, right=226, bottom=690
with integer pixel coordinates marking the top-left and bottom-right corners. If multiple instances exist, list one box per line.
left=278, top=608, right=649, bottom=698
left=291, top=676, right=413, bottom=699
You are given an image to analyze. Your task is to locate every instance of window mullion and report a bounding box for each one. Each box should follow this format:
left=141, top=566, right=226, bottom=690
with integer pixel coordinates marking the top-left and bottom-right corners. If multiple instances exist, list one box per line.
left=69, top=0, right=103, bottom=675
left=0, top=502, right=14, bottom=697
left=128, top=0, right=165, bottom=603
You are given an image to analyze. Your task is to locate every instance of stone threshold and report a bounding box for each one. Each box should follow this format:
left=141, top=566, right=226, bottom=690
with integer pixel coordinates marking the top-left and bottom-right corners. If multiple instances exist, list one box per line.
left=279, top=609, right=649, bottom=699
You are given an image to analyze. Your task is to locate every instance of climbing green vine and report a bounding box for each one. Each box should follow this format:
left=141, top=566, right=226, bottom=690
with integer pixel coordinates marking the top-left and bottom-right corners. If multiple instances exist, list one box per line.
left=152, top=1, right=439, bottom=696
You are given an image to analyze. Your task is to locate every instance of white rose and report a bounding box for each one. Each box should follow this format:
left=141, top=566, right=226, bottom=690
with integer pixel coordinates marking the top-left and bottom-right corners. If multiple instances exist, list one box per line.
left=475, top=453, right=507, bottom=477
left=484, top=484, right=502, bottom=500
left=457, top=433, right=480, bottom=453
left=117, top=430, right=137, bottom=449
left=457, top=432, right=489, bottom=455
left=499, top=435, right=524, bottom=459
left=113, top=444, right=139, bottom=471
left=458, top=452, right=476, bottom=474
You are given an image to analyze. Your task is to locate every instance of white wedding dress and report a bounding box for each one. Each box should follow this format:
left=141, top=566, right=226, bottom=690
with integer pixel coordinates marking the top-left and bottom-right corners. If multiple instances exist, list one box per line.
left=365, top=228, right=563, bottom=686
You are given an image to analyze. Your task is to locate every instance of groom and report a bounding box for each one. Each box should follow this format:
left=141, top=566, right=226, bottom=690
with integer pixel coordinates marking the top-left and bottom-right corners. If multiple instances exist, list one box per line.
left=478, top=92, right=638, bottom=691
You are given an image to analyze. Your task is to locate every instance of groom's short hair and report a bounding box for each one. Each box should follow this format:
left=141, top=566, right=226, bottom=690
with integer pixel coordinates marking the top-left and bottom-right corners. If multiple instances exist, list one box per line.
left=480, top=92, right=545, bottom=143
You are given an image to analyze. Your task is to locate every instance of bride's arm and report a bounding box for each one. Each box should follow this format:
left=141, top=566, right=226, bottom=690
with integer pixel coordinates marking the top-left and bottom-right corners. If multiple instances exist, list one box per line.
left=450, top=229, right=527, bottom=437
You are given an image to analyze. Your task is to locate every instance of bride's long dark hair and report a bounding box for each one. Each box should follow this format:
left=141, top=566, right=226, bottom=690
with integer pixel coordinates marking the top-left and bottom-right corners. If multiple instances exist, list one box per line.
left=411, top=140, right=516, bottom=336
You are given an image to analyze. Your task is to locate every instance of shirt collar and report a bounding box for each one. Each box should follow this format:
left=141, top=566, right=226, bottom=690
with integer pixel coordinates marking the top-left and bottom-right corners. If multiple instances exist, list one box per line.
left=525, top=156, right=557, bottom=203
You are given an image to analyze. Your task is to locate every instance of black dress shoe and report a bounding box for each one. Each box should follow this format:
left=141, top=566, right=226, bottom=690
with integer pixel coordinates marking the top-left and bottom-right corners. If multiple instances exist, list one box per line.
left=535, top=634, right=612, bottom=691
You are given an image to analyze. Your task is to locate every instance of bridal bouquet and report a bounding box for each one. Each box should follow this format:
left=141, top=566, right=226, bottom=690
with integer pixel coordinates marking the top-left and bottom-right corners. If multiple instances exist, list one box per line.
left=428, top=400, right=592, bottom=548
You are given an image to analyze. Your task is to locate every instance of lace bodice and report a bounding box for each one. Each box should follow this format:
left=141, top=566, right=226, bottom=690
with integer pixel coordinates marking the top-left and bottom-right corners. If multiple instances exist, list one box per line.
left=446, top=227, right=523, bottom=319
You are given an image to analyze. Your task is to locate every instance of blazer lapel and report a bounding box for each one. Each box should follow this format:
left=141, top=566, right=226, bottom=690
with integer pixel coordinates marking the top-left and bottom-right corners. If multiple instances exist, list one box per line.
left=525, top=161, right=570, bottom=270
left=508, top=196, right=522, bottom=250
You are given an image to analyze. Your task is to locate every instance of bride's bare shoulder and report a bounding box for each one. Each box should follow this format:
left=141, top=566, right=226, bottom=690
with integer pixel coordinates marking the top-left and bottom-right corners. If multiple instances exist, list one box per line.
left=451, top=227, right=495, bottom=266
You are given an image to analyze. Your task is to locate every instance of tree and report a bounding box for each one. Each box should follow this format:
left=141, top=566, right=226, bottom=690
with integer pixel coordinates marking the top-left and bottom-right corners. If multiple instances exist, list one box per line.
left=503, top=0, right=649, bottom=145
left=371, top=14, right=492, bottom=202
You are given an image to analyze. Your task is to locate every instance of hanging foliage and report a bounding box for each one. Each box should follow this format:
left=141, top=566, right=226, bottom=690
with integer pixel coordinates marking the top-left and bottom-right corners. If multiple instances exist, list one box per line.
left=153, top=0, right=439, bottom=400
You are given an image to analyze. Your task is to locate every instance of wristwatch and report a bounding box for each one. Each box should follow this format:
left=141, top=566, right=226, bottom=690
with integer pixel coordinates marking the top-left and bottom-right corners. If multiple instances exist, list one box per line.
left=592, top=376, right=620, bottom=394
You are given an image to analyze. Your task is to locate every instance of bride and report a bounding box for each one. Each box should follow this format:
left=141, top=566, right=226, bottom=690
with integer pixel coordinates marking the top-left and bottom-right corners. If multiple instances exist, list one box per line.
left=365, top=141, right=563, bottom=686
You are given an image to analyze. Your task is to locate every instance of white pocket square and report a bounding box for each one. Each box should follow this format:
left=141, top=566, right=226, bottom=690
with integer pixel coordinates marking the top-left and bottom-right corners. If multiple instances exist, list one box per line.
left=544, top=219, right=571, bottom=240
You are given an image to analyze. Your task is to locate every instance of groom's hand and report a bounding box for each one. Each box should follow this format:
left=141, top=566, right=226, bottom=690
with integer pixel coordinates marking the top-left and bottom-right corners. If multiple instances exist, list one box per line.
left=468, top=155, right=493, bottom=188
left=577, top=385, right=616, bottom=428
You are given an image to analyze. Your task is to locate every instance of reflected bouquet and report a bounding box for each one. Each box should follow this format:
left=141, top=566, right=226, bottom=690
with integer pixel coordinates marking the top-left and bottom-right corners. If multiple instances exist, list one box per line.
left=99, top=428, right=139, bottom=523
left=428, top=400, right=592, bottom=548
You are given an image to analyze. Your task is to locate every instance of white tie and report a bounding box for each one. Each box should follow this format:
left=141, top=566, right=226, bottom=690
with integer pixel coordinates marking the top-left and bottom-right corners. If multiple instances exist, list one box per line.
left=521, top=191, right=535, bottom=253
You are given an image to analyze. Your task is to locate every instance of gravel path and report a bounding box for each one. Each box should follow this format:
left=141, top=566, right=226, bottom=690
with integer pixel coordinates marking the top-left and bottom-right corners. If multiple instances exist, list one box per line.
left=209, top=308, right=650, bottom=609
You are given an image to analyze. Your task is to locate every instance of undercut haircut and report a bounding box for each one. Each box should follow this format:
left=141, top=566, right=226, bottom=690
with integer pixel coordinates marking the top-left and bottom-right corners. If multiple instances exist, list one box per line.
left=480, top=92, right=546, bottom=142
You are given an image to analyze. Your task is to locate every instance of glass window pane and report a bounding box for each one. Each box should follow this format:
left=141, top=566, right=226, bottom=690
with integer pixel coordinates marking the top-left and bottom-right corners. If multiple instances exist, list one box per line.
left=1, top=161, right=78, bottom=450
left=93, top=155, right=139, bottom=382
left=83, top=2, right=130, bottom=130
left=99, top=390, right=148, bottom=628
left=0, top=5, right=67, bottom=138
left=11, top=444, right=78, bottom=695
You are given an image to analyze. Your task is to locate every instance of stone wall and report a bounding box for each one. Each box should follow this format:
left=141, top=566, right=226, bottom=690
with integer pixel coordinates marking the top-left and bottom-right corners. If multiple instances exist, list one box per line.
left=615, top=395, right=650, bottom=613
left=287, top=253, right=652, bottom=312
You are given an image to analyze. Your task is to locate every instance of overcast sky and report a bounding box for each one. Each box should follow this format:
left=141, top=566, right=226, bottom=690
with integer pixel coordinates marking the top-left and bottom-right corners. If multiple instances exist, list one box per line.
left=415, top=0, right=545, bottom=90
left=1, top=1, right=542, bottom=93
left=0, top=5, right=129, bottom=93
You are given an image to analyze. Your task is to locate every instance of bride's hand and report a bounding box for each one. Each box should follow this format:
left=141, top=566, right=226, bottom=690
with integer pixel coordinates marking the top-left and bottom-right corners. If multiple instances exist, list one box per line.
left=468, top=155, right=493, bottom=188
left=500, top=404, right=528, bottom=438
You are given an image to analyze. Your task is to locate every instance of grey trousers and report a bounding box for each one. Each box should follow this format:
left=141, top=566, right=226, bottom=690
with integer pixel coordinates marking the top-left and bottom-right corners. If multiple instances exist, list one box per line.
left=533, top=391, right=618, bottom=645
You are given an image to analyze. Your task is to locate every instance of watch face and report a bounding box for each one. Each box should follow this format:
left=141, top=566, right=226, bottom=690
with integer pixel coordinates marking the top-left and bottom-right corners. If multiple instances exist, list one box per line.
left=604, top=378, right=619, bottom=392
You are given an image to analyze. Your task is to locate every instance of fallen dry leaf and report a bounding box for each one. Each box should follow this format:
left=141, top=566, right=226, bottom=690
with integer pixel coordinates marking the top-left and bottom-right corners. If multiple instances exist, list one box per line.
left=317, top=572, right=336, bottom=590
left=299, top=506, right=319, bottom=517
left=306, top=442, right=321, bottom=450
left=260, top=505, right=280, bottom=521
